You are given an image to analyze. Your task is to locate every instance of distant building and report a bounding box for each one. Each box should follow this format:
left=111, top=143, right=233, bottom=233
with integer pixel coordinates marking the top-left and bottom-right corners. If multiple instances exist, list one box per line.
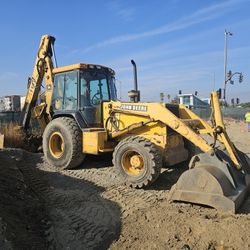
left=0, top=95, right=22, bottom=112
left=178, top=93, right=211, bottom=119
left=178, top=94, right=210, bottom=109
left=0, top=97, right=5, bottom=111
left=200, top=98, right=211, bottom=105
left=20, top=96, right=26, bottom=110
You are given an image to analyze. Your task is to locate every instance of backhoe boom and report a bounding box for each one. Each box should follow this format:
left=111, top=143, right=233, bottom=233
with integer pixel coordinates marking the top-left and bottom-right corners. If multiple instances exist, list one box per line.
left=19, top=35, right=55, bottom=130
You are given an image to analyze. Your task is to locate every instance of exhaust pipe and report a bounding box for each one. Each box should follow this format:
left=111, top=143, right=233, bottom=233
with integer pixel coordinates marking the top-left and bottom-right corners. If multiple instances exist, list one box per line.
left=131, top=60, right=138, bottom=92
left=128, top=59, right=140, bottom=102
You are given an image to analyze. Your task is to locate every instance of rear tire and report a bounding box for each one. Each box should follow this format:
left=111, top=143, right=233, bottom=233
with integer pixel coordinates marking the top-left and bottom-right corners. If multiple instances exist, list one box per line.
left=113, top=136, right=162, bottom=188
left=43, top=117, right=85, bottom=169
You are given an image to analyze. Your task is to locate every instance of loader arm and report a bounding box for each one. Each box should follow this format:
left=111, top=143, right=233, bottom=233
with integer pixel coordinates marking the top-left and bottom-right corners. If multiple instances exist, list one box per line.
left=210, top=92, right=241, bottom=169
left=110, top=102, right=213, bottom=153
left=19, top=35, right=55, bottom=130
left=178, top=92, right=241, bottom=168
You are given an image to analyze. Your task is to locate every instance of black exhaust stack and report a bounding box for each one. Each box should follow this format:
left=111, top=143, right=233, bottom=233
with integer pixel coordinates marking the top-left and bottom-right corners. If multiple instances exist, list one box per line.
left=128, top=60, right=140, bottom=102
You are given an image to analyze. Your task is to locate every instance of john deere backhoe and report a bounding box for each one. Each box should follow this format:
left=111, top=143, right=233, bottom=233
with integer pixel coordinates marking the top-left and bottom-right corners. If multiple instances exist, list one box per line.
left=2, top=35, right=250, bottom=213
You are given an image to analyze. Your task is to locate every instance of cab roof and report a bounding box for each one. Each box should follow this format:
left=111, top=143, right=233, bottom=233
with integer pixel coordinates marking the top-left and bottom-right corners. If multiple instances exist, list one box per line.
left=52, top=63, right=115, bottom=75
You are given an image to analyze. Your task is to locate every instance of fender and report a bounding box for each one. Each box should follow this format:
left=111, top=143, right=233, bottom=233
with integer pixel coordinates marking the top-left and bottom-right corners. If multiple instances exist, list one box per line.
left=52, top=111, right=87, bottom=129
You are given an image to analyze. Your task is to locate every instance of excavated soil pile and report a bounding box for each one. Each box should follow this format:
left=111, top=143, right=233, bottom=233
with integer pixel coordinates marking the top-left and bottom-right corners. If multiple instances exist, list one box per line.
left=0, top=120, right=250, bottom=249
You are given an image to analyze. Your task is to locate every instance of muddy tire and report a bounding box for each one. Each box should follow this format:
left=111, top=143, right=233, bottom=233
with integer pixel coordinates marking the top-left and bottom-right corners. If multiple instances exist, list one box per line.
left=43, top=117, right=85, bottom=169
left=113, top=136, right=162, bottom=188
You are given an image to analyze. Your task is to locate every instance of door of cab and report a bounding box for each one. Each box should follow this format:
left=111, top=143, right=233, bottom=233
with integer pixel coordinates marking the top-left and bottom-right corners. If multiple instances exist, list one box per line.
left=52, top=71, right=78, bottom=112
left=79, top=71, right=110, bottom=127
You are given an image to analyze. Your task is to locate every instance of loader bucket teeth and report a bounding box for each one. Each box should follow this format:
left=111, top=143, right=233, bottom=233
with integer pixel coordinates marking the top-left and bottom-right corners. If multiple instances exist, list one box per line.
left=169, top=150, right=250, bottom=213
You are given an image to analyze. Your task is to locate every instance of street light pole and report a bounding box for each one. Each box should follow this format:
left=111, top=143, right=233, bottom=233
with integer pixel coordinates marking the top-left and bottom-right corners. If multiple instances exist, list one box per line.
left=223, top=30, right=233, bottom=102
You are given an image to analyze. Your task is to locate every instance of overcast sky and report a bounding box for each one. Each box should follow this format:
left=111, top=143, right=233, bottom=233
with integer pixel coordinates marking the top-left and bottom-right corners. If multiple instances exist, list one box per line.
left=0, top=0, right=249, bottom=102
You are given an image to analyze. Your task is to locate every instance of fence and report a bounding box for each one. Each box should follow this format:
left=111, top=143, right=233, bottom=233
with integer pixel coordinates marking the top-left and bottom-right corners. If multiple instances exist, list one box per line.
left=0, top=111, right=40, bottom=132
left=0, top=111, right=21, bottom=124
left=183, top=106, right=249, bottom=121
left=192, top=107, right=212, bottom=120
left=192, top=107, right=249, bottom=120
left=221, top=107, right=249, bottom=120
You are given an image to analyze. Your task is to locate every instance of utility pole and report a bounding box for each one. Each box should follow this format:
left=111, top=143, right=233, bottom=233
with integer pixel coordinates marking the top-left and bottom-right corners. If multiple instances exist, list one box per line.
left=223, top=30, right=233, bottom=102
left=222, top=30, right=243, bottom=105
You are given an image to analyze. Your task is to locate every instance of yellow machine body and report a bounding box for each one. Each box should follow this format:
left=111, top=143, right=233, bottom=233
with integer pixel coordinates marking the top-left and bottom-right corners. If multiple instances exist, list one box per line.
left=82, top=128, right=114, bottom=154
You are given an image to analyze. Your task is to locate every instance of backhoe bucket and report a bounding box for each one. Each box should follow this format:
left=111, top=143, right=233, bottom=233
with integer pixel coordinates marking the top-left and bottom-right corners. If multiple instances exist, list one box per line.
left=169, top=149, right=250, bottom=213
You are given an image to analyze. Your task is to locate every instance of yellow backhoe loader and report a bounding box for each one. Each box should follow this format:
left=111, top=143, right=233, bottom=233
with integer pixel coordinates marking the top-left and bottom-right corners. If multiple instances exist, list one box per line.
left=1, top=35, right=250, bottom=213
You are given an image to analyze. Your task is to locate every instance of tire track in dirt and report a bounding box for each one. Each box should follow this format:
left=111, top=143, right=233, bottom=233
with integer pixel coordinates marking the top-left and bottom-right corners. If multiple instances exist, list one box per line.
left=7, top=150, right=121, bottom=250
left=0, top=150, right=53, bottom=250
left=102, top=186, right=166, bottom=218
left=39, top=154, right=167, bottom=219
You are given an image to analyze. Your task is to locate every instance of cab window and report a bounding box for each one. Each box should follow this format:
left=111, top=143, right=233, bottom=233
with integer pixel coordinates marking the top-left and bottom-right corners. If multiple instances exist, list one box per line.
left=53, top=71, right=78, bottom=111
left=80, top=71, right=110, bottom=107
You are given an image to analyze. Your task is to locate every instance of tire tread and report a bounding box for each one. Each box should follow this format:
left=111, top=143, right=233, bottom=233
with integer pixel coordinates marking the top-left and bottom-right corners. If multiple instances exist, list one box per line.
left=113, top=136, right=162, bottom=188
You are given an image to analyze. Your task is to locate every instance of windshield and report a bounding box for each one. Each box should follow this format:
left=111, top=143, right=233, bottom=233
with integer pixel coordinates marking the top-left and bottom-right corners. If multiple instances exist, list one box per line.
left=80, top=69, right=117, bottom=107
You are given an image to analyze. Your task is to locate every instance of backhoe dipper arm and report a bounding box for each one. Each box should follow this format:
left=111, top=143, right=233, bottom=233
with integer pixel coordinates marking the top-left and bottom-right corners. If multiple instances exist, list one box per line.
left=19, top=35, right=55, bottom=130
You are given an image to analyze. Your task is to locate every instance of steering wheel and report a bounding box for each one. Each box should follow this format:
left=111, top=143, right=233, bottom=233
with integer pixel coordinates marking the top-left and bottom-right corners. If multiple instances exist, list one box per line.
left=91, top=92, right=101, bottom=105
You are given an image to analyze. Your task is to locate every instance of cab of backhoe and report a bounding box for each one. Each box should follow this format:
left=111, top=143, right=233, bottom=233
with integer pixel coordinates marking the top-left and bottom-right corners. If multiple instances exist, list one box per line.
left=51, top=63, right=117, bottom=127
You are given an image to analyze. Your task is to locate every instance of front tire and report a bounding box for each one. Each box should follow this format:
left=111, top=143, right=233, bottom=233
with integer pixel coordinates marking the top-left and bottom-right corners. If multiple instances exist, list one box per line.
left=43, top=117, right=85, bottom=169
left=113, top=136, right=162, bottom=188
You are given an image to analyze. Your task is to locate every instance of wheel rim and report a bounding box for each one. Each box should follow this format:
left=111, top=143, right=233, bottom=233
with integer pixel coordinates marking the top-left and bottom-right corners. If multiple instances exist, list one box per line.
left=121, top=150, right=145, bottom=176
left=49, top=132, right=65, bottom=159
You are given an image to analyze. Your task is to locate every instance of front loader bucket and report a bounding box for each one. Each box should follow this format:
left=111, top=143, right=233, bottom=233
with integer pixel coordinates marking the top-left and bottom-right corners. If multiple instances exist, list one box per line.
left=169, top=150, right=250, bottom=213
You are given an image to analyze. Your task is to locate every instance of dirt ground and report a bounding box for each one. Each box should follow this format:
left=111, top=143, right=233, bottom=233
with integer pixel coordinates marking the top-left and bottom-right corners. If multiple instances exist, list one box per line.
left=0, top=120, right=250, bottom=250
